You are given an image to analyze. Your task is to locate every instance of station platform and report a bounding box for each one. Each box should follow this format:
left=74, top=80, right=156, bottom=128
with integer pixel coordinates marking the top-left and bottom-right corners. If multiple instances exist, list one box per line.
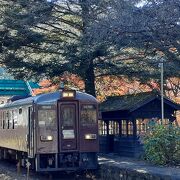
left=98, top=154, right=180, bottom=180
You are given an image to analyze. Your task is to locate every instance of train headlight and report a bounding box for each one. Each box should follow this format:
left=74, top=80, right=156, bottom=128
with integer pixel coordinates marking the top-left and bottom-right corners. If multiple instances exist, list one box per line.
left=40, top=135, right=53, bottom=141
left=85, top=134, right=97, bottom=140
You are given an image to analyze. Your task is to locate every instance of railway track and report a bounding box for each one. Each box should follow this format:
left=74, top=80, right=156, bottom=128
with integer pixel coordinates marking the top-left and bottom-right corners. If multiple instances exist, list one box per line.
left=0, top=160, right=100, bottom=180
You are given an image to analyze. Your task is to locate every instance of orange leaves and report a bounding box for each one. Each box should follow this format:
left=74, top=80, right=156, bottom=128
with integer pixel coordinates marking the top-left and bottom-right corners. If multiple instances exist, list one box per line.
left=33, top=74, right=85, bottom=95
left=33, top=79, right=58, bottom=95
left=34, top=75, right=180, bottom=105
left=96, top=76, right=153, bottom=101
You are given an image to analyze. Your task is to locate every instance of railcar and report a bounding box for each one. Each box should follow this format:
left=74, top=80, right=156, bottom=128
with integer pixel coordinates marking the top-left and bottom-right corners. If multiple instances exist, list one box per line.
left=0, top=89, right=99, bottom=172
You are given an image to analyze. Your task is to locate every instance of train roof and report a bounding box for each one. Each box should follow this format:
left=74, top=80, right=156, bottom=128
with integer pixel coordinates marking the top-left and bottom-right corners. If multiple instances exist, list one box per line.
left=0, top=90, right=98, bottom=108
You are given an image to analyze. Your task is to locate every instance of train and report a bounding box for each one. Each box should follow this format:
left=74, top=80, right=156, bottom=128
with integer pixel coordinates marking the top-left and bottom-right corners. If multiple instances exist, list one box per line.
left=0, top=89, right=99, bottom=172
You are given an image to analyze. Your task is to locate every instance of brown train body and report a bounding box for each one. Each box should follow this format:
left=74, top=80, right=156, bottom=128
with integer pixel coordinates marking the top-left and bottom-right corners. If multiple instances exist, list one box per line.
left=0, top=90, right=99, bottom=172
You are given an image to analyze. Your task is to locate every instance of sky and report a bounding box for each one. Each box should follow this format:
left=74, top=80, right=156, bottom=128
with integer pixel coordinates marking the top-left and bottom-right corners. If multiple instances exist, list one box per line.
left=0, top=67, right=14, bottom=79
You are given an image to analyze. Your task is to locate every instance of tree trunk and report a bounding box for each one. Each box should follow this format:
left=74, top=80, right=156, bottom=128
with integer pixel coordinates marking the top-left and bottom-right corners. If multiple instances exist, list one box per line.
left=80, top=0, right=89, bottom=32
left=79, top=0, right=96, bottom=97
left=83, top=60, right=96, bottom=97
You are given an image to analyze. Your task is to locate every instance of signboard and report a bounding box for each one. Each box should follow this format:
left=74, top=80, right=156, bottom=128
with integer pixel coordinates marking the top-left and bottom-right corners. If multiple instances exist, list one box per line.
left=62, top=130, right=75, bottom=139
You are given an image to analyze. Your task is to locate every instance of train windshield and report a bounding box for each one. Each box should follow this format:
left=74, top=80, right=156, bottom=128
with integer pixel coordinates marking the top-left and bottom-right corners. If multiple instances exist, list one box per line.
left=61, top=106, right=75, bottom=127
left=81, top=105, right=97, bottom=125
left=38, top=110, right=56, bottom=126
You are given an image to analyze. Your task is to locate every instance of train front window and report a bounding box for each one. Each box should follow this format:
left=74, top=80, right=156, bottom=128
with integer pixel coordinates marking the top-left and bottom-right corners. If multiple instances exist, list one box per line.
left=38, top=110, right=56, bottom=126
left=81, top=105, right=97, bottom=125
left=61, top=105, right=75, bottom=127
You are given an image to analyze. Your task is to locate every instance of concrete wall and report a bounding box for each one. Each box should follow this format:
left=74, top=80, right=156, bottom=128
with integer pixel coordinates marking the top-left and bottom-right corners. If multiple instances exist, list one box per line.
left=100, top=165, right=173, bottom=180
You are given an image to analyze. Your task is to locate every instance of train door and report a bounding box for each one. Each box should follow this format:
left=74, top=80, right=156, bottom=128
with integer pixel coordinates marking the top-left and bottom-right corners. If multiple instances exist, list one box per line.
left=28, top=107, right=34, bottom=158
left=58, top=102, right=78, bottom=151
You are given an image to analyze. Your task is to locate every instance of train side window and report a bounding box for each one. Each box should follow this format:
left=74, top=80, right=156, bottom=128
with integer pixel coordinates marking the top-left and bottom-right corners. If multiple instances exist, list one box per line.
left=6, top=111, right=9, bottom=129
left=2, top=111, right=7, bottom=129
left=12, top=110, right=14, bottom=129
left=18, top=108, right=23, bottom=126
left=13, top=109, right=18, bottom=128
left=21, top=107, right=28, bottom=127
left=2, top=111, right=5, bottom=129
left=19, top=108, right=22, bottom=114
left=9, top=110, right=13, bottom=129
left=0, top=111, right=3, bottom=129
left=1, top=112, right=3, bottom=128
left=81, top=104, right=97, bottom=125
left=0, top=111, right=2, bottom=129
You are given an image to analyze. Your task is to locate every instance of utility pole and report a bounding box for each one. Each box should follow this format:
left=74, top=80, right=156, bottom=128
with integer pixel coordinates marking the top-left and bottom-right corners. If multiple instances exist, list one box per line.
left=160, top=58, right=164, bottom=124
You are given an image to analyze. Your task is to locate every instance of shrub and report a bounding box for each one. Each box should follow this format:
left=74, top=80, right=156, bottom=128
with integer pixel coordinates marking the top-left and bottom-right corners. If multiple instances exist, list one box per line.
left=142, top=124, right=180, bottom=166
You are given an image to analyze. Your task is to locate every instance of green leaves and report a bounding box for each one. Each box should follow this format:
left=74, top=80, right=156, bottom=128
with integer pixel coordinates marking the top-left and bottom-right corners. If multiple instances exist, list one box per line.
left=143, top=124, right=180, bottom=165
left=0, top=0, right=180, bottom=97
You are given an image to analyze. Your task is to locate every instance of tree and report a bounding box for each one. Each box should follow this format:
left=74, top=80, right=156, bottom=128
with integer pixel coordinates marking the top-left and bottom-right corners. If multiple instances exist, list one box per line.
left=0, top=0, right=180, bottom=97
left=88, top=0, right=180, bottom=82
left=0, top=0, right=111, bottom=96
left=0, top=0, right=59, bottom=78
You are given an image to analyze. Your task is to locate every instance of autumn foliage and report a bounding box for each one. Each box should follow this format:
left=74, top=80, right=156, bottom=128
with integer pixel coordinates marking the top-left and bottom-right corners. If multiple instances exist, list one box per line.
left=33, top=79, right=58, bottom=95
left=33, top=74, right=84, bottom=96
left=33, top=75, right=180, bottom=103
left=33, top=74, right=159, bottom=101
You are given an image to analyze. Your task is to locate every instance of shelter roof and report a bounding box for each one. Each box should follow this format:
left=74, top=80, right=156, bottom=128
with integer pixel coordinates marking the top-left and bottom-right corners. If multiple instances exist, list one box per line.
left=100, top=91, right=180, bottom=112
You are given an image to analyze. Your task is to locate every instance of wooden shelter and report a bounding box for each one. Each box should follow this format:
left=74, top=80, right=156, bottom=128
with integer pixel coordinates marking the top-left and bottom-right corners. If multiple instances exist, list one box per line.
left=99, top=91, right=180, bottom=157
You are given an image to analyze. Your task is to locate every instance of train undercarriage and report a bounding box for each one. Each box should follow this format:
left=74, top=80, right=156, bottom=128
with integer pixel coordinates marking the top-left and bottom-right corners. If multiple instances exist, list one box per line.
left=0, top=147, right=98, bottom=172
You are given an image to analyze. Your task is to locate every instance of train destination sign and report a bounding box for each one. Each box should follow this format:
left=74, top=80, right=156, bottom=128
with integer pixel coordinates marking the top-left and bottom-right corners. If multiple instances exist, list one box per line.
left=62, top=130, right=75, bottom=139
left=62, top=90, right=76, bottom=98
